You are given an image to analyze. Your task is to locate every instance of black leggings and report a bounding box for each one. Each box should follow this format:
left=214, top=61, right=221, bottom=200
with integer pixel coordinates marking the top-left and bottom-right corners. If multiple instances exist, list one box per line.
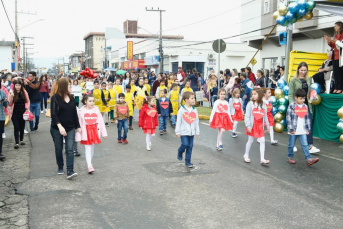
left=12, top=113, right=25, bottom=144
left=0, top=120, right=4, bottom=153
left=333, top=60, right=343, bottom=91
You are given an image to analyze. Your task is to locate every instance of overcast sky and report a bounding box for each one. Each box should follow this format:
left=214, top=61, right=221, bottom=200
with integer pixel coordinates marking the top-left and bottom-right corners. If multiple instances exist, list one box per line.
left=1, top=0, right=242, bottom=68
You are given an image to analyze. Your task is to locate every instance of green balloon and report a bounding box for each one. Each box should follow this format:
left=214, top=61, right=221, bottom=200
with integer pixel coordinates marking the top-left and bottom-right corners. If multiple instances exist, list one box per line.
left=307, top=0, right=316, bottom=10
left=278, top=97, right=288, bottom=105
left=278, top=105, right=287, bottom=114
left=284, top=95, right=289, bottom=101
left=337, top=122, right=343, bottom=133
left=290, top=17, right=297, bottom=24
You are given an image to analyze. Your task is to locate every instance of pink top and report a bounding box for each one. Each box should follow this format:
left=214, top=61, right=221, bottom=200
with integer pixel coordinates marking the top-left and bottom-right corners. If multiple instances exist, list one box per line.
left=39, top=81, right=49, bottom=93
left=75, top=106, right=107, bottom=142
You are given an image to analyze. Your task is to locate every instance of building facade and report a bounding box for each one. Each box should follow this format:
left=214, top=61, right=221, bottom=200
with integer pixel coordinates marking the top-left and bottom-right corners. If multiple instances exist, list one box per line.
left=240, top=0, right=343, bottom=72
left=83, top=32, right=105, bottom=72
left=0, top=41, right=15, bottom=71
left=69, top=53, right=85, bottom=72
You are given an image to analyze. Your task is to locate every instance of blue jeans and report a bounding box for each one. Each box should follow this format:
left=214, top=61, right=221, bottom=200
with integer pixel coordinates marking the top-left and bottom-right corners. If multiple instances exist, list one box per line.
left=50, top=127, right=75, bottom=171
left=288, top=134, right=311, bottom=160
left=171, top=115, right=176, bottom=125
left=211, top=95, right=218, bottom=107
left=29, top=102, right=40, bottom=130
left=178, top=136, right=194, bottom=164
left=129, top=116, right=133, bottom=127
left=158, top=116, right=168, bottom=131
left=117, top=119, right=128, bottom=140
left=243, top=97, right=249, bottom=111
left=40, top=92, right=48, bottom=110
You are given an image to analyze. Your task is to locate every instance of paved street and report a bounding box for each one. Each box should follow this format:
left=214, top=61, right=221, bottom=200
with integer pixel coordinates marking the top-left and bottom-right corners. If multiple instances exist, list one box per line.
left=14, top=110, right=343, bottom=229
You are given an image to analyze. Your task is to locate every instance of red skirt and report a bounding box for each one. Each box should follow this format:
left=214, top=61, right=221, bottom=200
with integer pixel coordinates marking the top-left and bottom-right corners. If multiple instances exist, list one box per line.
left=81, top=124, right=101, bottom=145
left=267, top=112, right=274, bottom=127
left=144, top=128, right=156, bottom=134
left=232, top=109, right=244, bottom=122
left=210, top=112, right=233, bottom=131
left=246, top=118, right=265, bottom=138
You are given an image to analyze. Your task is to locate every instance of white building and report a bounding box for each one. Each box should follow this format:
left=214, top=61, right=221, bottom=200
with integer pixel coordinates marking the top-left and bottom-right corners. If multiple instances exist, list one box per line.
left=0, top=41, right=15, bottom=71
left=105, top=21, right=258, bottom=78
left=240, top=0, right=343, bottom=72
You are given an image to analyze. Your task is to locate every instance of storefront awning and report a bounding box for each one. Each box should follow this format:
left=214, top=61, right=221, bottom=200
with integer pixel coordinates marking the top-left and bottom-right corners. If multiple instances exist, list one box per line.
left=315, top=0, right=343, bottom=17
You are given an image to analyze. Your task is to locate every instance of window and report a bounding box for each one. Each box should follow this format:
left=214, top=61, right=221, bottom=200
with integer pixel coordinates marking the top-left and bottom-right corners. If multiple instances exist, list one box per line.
left=263, top=57, right=278, bottom=71
left=264, top=0, right=269, bottom=14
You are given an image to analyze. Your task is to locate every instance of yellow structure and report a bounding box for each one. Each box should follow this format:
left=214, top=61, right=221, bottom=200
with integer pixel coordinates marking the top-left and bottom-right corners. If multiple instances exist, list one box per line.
left=288, top=50, right=327, bottom=81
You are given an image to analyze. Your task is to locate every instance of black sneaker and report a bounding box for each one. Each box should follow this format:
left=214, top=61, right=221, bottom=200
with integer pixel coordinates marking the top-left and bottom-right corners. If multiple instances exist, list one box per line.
left=0, top=154, right=5, bottom=160
left=74, top=151, right=81, bottom=157
left=34, top=125, right=38, bottom=131
left=105, top=122, right=109, bottom=127
left=67, top=171, right=78, bottom=179
left=20, top=142, right=26, bottom=146
left=57, top=168, right=64, bottom=175
left=14, top=144, right=19, bottom=149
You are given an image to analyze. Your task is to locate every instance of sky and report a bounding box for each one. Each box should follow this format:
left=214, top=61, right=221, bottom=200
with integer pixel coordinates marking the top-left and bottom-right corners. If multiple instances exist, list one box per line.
left=0, top=0, right=242, bottom=69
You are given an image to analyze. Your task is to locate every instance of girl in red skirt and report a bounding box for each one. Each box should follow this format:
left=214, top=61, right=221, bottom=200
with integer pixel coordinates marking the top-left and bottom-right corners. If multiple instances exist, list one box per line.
left=229, top=88, right=244, bottom=138
left=263, top=88, right=278, bottom=145
left=75, top=94, right=108, bottom=173
left=244, top=89, right=270, bottom=164
left=209, top=89, right=233, bottom=151
left=139, top=96, right=158, bottom=151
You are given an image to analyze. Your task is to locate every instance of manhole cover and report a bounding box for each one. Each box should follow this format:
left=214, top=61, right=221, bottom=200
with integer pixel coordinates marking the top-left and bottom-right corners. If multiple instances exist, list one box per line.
left=162, top=162, right=201, bottom=173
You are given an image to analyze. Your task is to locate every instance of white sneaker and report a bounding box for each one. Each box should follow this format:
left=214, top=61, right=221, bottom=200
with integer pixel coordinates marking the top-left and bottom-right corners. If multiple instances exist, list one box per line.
left=293, top=146, right=297, bottom=152
left=271, top=140, right=278, bottom=145
left=24, top=129, right=29, bottom=134
left=2, top=133, right=6, bottom=138
left=41, top=110, right=43, bottom=114
left=309, top=146, right=320, bottom=154
left=147, top=146, right=151, bottom=151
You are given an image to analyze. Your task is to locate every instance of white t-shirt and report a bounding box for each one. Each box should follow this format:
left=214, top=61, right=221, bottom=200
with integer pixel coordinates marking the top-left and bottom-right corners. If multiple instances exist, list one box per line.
left=294, top=104, right=306, bottom=135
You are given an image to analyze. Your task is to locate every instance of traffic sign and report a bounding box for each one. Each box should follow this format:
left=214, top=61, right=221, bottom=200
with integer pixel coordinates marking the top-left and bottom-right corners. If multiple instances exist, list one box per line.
left=250, top=58, right=257, bottom=66
left=212, top=39, right=226, bottom=53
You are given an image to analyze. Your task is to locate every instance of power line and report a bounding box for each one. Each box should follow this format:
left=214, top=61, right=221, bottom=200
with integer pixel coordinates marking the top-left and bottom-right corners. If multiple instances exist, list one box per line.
left=160, top=0, right=256, bottom=32
left=1, top=0, right=16, bottom=36
left=164, top=14, right=336, bottom=50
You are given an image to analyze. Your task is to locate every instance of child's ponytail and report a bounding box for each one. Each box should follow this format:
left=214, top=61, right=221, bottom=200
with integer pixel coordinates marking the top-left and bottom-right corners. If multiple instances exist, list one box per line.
left=143, top=96, right=154, bottom=105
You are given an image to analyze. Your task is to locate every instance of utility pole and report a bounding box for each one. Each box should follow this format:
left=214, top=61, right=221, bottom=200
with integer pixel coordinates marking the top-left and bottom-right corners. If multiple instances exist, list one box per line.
left=22, top=37, right=34, bottom=77
left=284, top=0, right=292, bottom=82
left=14, top=0, right=18, bottom=71
left=146, top=7, right=166, bottom=74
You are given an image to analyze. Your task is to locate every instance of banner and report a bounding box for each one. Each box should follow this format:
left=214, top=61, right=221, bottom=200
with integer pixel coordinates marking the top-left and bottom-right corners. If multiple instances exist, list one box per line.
left=127, top=41, right=133, bottom=61
left=72, top=85, right=82, bottom=97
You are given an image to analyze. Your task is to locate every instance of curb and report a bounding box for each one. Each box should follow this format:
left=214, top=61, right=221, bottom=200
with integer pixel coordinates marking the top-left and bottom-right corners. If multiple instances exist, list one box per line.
left=199, top=115, right=210, bottom=120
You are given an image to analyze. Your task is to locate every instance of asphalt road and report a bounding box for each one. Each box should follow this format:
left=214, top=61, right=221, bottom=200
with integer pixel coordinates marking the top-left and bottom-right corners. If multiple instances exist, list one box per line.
left=17, top=109, right=343, bottom=229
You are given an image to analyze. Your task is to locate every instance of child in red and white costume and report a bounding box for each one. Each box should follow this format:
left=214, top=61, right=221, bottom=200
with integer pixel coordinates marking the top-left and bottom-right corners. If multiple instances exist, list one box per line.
left=229, top=88, right=244, bottom=138
left=209, top=89, right=233, bottom=151
left=263, top=88, right=278, bottom=145
left=75, top=94, right=107, bottom=173
left=244, top=89, right=270, bottom=164
left=138, top=96, right=158, bottom=151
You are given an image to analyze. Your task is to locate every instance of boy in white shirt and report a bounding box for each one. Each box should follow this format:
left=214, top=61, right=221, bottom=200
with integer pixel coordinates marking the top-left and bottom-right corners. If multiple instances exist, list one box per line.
left=286, top=89, right=319, bottom=166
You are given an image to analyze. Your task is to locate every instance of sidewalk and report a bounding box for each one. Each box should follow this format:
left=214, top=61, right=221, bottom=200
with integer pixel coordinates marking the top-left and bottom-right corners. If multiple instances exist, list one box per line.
left=0, top=126, right=30, bottom=229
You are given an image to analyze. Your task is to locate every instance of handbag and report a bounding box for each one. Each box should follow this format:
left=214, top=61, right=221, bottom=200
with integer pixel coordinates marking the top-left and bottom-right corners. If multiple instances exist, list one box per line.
left=45, top=109, right=51, bottom=117
left=23, top=110, right=34, bottom=121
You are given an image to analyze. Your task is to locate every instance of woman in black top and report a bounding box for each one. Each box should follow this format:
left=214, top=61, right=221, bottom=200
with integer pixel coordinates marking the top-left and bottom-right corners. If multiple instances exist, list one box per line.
left=254, top=69, right=266, bottom=88
left=50, top=78, right=81, bottom=180
left=9, top=80, right=29, bottom=149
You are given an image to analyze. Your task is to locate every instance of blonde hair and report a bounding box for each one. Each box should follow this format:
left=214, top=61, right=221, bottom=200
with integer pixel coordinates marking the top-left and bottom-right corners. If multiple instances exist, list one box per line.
left=232, top=88, right=240, bottom=98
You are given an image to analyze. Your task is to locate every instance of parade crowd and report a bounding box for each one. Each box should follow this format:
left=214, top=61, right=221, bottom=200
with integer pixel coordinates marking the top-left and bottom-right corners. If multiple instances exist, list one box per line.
left=0, top=21, right=342, bottom=179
